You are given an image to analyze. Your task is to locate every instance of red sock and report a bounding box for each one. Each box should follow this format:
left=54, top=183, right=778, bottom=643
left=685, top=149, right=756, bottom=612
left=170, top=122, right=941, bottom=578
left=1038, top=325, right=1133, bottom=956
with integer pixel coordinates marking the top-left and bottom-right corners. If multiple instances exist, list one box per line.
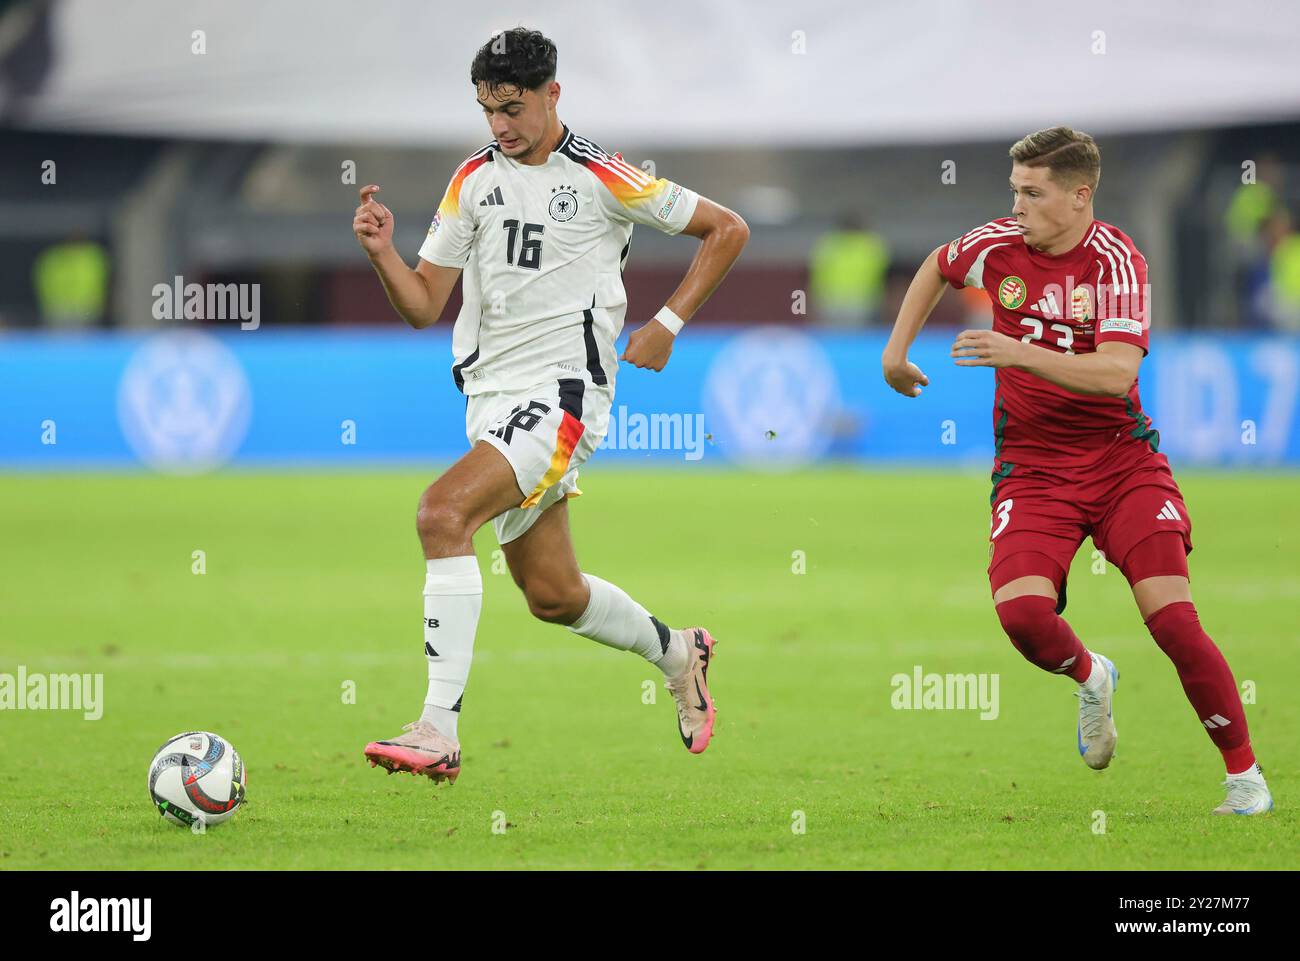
left=1145, top=601, right=1255, bottom=774
left=996, top=595, right=1093, bottom=683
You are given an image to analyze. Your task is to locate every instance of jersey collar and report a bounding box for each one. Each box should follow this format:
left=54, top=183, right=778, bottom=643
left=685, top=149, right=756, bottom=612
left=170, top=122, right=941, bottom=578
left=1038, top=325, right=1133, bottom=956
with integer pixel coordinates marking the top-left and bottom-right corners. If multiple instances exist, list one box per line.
left=498, top=122, right=572, bottom=168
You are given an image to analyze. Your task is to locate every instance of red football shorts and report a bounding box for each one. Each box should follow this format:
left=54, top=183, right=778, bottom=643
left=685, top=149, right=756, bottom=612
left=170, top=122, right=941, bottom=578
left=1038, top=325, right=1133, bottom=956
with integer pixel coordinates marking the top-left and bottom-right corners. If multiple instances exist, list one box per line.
left=987, top=436, right=1193, bottom=596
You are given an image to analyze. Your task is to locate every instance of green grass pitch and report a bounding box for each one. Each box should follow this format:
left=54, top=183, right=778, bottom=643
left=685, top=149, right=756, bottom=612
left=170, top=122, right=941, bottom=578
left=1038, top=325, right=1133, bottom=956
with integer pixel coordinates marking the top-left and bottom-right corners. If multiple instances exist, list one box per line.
left=0, top=467, right=1294, bottom=869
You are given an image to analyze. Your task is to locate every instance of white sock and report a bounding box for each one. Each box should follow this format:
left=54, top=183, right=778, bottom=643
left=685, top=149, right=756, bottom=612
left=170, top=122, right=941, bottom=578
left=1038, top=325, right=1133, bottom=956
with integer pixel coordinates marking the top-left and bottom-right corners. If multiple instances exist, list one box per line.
left=418, top=555, right=482, bottom=740
left=1081, top=653, right=1107, bottom=691
left=1227, top=762, right=1264, bottom=781
left=567, top=573, right=687, bottom=675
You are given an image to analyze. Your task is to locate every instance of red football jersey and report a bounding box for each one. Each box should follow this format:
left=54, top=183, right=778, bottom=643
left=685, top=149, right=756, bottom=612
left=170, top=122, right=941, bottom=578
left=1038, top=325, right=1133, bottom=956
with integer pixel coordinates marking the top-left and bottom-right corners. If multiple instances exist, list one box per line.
left=936, top=217, right=1157, bottom=469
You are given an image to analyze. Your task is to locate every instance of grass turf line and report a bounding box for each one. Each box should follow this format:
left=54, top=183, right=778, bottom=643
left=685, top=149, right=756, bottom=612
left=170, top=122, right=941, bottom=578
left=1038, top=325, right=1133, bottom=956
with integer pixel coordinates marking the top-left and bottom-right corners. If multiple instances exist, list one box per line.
left=0, top=468, right=1294, bottom=868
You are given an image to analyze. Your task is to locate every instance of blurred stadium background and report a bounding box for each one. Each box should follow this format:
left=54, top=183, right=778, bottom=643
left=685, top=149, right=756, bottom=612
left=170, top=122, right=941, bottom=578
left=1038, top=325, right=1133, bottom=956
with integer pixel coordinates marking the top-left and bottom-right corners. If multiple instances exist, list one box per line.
left=2, top=0, right=1300, bottom=472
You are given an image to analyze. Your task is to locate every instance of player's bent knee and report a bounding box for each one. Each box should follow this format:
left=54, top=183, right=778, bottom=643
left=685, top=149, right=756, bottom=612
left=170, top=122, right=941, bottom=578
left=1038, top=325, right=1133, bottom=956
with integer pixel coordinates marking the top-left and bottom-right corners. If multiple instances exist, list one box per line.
left=415, top=494, right=470, bottom=547
left=995, top=593, right=1056, bottom=641
left=523, top=579, right=587, bottom=624
left=995, top=594, right=1082, bottom=673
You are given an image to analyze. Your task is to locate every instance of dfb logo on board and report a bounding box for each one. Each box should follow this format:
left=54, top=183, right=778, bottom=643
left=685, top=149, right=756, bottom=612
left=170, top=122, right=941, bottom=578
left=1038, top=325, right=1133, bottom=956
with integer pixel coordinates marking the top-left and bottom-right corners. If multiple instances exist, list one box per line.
left=703, top=327, right=841, bottom=467
left=116, top=332, right=252, bottom=474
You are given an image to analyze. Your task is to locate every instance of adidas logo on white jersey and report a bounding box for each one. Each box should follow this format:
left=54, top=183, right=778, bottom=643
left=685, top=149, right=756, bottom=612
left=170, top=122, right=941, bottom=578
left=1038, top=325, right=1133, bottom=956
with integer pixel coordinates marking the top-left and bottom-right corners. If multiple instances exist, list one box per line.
left=479, top=186, right=505, bottom=206
left=1156, top=500, right=1181, bottom=522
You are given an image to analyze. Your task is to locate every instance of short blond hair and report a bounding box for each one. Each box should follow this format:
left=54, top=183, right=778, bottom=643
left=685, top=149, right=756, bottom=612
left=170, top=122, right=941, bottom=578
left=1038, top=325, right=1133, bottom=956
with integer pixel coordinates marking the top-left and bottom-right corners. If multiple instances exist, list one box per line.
left=1010, top=126, right=1101, bottom=191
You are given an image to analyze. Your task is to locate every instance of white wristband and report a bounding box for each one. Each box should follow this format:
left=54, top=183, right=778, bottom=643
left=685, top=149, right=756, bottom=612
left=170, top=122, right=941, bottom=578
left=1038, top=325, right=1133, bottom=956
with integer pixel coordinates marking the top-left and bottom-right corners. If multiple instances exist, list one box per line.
left=654, top=306, right=685, bottom=335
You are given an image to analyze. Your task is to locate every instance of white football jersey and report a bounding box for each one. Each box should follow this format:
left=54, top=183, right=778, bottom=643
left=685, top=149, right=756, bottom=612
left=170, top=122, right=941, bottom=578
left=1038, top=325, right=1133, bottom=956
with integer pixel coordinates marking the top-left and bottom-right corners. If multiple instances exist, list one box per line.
left=418, top=124, right=700, bottom=395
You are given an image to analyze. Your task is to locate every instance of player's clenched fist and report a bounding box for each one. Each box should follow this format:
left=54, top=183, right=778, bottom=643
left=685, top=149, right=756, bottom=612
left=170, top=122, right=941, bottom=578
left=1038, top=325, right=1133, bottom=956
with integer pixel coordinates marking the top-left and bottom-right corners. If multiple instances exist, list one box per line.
left=882, top=352, right=930, bottom=398
left=621, top=319, right=676, bottom=372
left=353, top=184, right=395, bottom=257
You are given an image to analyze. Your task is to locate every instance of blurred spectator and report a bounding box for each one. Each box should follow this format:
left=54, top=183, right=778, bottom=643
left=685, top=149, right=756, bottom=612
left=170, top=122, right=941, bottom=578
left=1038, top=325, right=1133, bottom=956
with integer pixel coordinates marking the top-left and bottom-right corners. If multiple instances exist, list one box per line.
left=809, top=213, right=889, bottom=327
left=1227, top=155, right=1291, bottom=329
left=1243, top=208, right=1300, bottom=331
left=32, top=233, right=109, bottom=328
left=1268, top=213, right=1300, bottom=329
left=1225, top=153, right=1283, bottom=249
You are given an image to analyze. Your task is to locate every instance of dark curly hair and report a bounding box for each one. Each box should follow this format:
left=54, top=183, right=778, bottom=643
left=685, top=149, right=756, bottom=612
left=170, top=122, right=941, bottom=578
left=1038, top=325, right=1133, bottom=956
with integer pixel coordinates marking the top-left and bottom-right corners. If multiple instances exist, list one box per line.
left=470, top=28, right=557, bottom=98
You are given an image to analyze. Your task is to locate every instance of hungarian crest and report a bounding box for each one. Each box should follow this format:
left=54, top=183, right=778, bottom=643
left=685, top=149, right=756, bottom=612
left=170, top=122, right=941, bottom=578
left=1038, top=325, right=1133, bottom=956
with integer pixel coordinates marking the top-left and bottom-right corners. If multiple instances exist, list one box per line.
left=1071, top=285, right=1093, bottom=322
left=998, top=275, right=1027, bottom=310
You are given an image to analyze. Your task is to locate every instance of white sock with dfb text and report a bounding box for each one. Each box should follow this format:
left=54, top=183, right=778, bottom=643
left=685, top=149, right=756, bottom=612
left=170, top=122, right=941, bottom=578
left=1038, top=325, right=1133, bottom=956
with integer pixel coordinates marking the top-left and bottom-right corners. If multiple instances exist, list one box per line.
left=419, top=555, right=482, bottom=740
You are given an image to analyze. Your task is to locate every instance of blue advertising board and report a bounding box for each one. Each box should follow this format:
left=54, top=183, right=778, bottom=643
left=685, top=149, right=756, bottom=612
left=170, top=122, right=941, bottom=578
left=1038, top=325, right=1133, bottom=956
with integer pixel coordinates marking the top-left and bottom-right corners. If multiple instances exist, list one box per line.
left=2, top=327, right=1298, bottom=471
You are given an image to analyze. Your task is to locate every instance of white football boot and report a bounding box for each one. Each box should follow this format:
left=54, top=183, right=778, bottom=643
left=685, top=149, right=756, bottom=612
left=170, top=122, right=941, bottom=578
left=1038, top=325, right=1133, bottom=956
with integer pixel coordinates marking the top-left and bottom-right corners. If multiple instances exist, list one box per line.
left=1075, top=652, right=1119, bottom=770
left=1213, top=763, right=1274, bottom=816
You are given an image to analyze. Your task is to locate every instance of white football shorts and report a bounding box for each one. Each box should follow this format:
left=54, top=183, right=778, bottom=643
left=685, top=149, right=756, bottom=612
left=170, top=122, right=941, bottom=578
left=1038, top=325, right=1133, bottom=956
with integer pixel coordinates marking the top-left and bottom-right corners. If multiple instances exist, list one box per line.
left=467, top=377, right=612, bottom=544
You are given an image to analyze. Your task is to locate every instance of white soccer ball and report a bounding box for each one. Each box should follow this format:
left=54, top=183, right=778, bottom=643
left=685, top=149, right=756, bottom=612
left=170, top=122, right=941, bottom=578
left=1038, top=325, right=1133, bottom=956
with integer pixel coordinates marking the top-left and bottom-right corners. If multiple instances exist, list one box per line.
left=147, top=731, right=247, bottom=829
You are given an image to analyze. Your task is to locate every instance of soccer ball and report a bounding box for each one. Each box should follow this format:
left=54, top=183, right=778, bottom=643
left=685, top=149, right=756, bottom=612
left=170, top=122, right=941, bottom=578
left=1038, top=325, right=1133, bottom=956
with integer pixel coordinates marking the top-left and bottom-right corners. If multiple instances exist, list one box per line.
left=147, top=731, right=247, bottom=829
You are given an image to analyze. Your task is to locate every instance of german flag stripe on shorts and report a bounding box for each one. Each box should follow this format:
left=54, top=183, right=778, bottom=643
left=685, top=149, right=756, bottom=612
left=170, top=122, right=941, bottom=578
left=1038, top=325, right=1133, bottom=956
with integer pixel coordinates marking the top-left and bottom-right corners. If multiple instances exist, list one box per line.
left=521, top=379, right=586, bottom=508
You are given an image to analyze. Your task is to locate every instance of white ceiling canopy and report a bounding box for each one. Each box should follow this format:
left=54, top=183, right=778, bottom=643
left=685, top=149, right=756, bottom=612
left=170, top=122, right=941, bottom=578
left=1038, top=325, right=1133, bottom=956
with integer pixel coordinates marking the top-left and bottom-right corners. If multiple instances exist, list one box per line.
left=8, top=0, right=1300, bottom=146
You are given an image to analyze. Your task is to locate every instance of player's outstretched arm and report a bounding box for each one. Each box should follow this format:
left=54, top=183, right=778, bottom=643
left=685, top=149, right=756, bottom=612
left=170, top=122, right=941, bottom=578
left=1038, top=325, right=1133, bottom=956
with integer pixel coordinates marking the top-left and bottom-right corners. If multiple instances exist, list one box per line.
left=353, top=185, right=461, bottom=330
left=621, top=196, right=749, bottom=372
left=882, top=245, right=947, bottom=397
left=951, top=332, right=1142, bottom=397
